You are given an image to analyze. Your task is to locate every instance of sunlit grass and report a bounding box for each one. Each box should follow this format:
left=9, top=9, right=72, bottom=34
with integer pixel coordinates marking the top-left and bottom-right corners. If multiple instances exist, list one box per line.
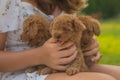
left=97, top=16, right=120, bottom=65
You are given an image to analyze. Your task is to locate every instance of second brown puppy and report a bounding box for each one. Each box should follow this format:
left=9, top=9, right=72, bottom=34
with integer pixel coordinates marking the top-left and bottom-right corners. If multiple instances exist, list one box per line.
left=78, top=15, right=101, bottom=67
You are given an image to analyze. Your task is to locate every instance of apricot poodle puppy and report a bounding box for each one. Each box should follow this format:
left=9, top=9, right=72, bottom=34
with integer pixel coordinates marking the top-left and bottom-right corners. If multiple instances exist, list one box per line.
left=78, top=15, right=101, bottom=67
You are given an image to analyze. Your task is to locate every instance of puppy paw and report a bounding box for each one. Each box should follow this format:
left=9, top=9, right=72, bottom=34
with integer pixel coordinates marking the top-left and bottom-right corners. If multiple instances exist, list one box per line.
left=66, top=67, right=79, bottom=75
left=37, top=67, right=52, bottom=75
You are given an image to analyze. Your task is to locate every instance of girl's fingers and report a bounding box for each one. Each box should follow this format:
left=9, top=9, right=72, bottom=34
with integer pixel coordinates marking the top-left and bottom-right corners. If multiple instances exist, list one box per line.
left=83, top=47, right=99, bottom=56
left=59, top=51, right=78, bottom=65
left=91, top=52, right=102, bottom=62
left=55, top=65, right=69, bottom=71
left=59, top=45, right=77, bottom=58
left=58, top=42, right=74, bottom=50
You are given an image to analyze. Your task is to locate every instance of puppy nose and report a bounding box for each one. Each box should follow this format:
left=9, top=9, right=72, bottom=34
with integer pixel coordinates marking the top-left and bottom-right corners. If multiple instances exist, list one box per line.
left=83, top=40, right=88, bottom=45
left=56, top=35, right=61, bottom=39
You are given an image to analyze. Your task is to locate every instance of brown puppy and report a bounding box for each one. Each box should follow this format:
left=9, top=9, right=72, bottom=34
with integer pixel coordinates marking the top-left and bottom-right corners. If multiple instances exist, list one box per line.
left=50, top=14, right=88, bottom=75
left=78, top=15, right=101, bottom=67
left=21, top=14, right=51, bottom=73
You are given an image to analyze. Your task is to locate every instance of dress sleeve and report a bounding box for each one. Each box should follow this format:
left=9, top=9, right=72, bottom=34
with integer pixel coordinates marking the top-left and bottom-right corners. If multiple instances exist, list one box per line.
left=0, top=0, right=20, bottom=32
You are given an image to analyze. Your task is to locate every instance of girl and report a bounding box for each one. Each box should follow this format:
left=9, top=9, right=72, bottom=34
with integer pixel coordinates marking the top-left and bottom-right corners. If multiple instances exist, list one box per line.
left=0, top=0, right=119, bottom=80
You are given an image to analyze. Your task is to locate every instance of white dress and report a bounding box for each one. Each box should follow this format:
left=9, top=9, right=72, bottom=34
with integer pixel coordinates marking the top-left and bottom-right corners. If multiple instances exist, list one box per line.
left=0, top=0, right=60, bottom=80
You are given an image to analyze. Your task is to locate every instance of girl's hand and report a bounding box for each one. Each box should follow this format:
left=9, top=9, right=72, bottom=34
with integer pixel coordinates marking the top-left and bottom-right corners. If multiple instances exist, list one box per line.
left=37, top=38, right=77, bottom=71
left=82, top=37, right=102, bottom=62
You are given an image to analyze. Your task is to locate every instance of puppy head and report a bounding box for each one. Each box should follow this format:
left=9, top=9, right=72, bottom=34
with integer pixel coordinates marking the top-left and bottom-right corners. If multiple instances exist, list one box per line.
left=21, top=14, right=50, bottom=41
left=78, top=15, right=101, bottom=47
left=50, top=14, right=86, bottom=45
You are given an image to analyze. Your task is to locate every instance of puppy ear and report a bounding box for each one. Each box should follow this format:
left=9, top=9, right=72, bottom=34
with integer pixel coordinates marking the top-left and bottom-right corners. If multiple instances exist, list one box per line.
left=78, top=15, right=101, bottom=36
left=21, top=16, right=32, bottom=42
left=23, top=15, right=38, bottom=39
left=72, top=18, right=86, bottom=32
left=92, top=19, right=101, bottom=36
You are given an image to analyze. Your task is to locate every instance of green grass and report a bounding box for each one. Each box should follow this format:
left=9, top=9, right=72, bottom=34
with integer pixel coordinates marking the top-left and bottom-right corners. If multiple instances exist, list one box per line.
left=97, top=16, right=120, bottom=65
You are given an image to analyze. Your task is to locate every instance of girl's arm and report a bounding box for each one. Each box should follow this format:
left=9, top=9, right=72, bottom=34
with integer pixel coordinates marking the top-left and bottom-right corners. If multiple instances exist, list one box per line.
left=0, top=33, right=43, bottom=72
left=0, top=33, right=77, bottom=72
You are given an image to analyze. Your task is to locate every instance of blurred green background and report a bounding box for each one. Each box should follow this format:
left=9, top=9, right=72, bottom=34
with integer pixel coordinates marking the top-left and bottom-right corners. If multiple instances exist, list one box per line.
left=83, top=0, right=120, bottom=66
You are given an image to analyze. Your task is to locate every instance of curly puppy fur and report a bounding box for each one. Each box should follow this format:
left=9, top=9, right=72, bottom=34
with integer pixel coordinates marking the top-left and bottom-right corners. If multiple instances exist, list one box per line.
left=78, top=15, right=101, bottom=67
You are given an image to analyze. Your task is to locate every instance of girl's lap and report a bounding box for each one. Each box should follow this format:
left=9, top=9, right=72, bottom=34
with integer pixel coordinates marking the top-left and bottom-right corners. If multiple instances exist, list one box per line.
left=1, top=64, right=118, bottom=80
left=46, top=72, right=116, bottom=80
left=46, top=64, right=120, bottom=80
